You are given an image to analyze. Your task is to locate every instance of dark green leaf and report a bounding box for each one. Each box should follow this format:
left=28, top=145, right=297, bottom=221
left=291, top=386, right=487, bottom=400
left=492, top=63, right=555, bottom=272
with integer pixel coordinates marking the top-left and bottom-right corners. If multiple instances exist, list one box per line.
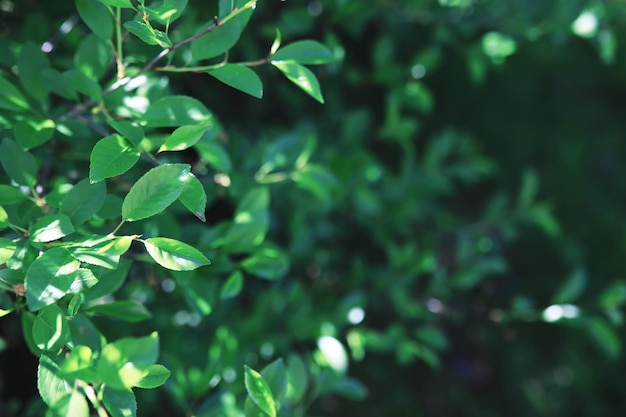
left=77, top=0, right=114, bottom=39
left=0, top=138, right=39, bottom=186
left=122, top=163, right=191, bottom=221
left=220, top=270, right=243, bottom=299
left=291, top=164, right=336, bottom=202
left=68, top=314, right=104, bottom=353
left=124, top=20, right=172, bottom=48
left=25, top=247, right=81, bottom=311
left=68, top=293, right=85, bottom=316
left=271, top=40, right=334, bottom=65
left=190, top=8, right=253, bottom=60
left=38, top=352, right=72, bottom=406
left=218, top=0, right=249, bottom=19
left=102, top=387, right=137, bottom=417
left=0, top=184, right=27, bottom=204
left=14, top=117, right=56, bottom=150
left=41, top=68, right=78, bottom=100
left=60, top=179, right=107, bottom=225
left=74, top=34, right=113, bottom=80
left=272, top=62, right=324, bottom=103
left=244, top=365, right=276, bottom=417
left=195, top=139, right=232, bottom=173
left=89, top=134, right=140, bottom=183
left=241, top=246, right=289, bottom=280
left=587, top=317, right=620, bottom=358
left=552, top=267, right=586, bottom=304
left=329, top=377, right=368, bottom=400
left=83, top=258, right=131, bottom=300
left=222, top=187, right=270, bottom=253
left=143, top=237, right=210, bottom=271
left=98, top=333, right=159, bottom=389
left=17, top=42, right=50, bottom=103
left=30, top=213, right=75, bottom=243
left=32, top=304, right=70, bottom=351
left=141, top=95, right=212, bottom=127
left=88, top=300, right=152, bottom=322
left=208, top=64, right=263, bottom=98
left=159, top=124, right=212, bottom=152
left=0, top=77, right=30, bottom=111
left=178, top=173, right=207, bottom=221
left=107, top=120, right=144, bottom=147
left=63, top=69, right=102, bottom=101
left=135, top=364, right=171, bottom=388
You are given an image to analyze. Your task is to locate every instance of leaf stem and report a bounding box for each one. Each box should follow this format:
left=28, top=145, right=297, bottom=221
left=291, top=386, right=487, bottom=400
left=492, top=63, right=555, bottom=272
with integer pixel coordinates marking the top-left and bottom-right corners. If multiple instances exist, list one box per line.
left=109, top=220, right=125, bottom=236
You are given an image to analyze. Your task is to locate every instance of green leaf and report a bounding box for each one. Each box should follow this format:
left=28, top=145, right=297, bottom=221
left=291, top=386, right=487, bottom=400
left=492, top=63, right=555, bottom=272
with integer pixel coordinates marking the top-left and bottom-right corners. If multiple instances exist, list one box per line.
left=30, top=213, right=75, bottom=243
left=552, top=267, right=587, bottom=304
left=122, top=164, right=190, bottom=222
left=143, top=0, right=187, bottom=24
left=0, top=184, right=27, bottom=204
left=98, top=333, right=159, bottom=389
left=102, top=387, right=137, bottom=417
left=141, top=95, right=212, bottom=127
left=66, top=390, right=90, bottom=417
left=241, top=246, right=289, bottom=280
left=68, top=314, right=104, bottom=353
left=159, top=124, right=212, bottom=153
left=68, top=235, right=134, bottom=269
left=98, top=0, right=132, bottom=7
left=195, top=139, right=232, bottom=173
left=68, top=293, right=85, bottom=316
left=178, top=173, right=207, bottom=221
left=63, top=69, right=103, bottom=102
left=0, top=76, right=30, bottom=111
left=143, top=237, right=210, bottom=271
left=41, top=68, right=78, bottom=100
left=135, top=364, right=171, bottom=389
left=0, top=205, right=8, bottom=230
left=60, top=179, right=107, bottom=225
left=291, top=164, right=336, bottom=202
left=68, top=268, right=99, bottom=293
left=0, top=138, right=39, bottom=186
left=190, top=7, right=253, bottom=60
left=208, top=64, right=263, bottom=98
left=14, top=117, right=56, bottom=150
left=33, top=304, right=70, bottom=351
left=272, top=62, right=324, bottom=103
left=38, top=352, right=72, bottom=406
left=271, top=40, right=334, bottom=65
left=220, top=270, right=243, bottom=299
left=60, top=345, right=95, bottom=381
left=286, top=354, right=308, bottom=402
left=223, top=187, right=270, bottom=253
left=244, top=365, right=276, bottom=417
left=83, top=258, right=131, bottom=300
left=0, top=237, right=17, bottom=264
left=87, top=300, right=152, bottom=322
left=587, top=317, right=620, bottom=358
left=89, top=134, right=140, bottom=183
left=17, top=42, right=50, bottom=103
left=124, top=20, right=172, bottom=48
left=260, top=358, right=287, bottom=405
left=25, top=247, right=81, bottom=311
left=107, top=120, right=144, bottom=147
left=76, top=0, right=114, bottom=40
left=75, top=34, right=113, bottom=80
left=218, top=0, right=249, bottom=19
left=329, top=377, right=368, bottom=400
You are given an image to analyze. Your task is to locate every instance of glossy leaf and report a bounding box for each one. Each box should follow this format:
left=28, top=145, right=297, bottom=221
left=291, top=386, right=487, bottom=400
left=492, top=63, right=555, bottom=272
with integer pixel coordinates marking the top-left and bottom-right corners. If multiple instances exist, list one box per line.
left=244, top=365, right=276, bottom=417
left=0, top=77, right=30, bottom=111
left=122, top=164, right=191, bottom=221
left=124, top=20, right=172, bottom=48
left=159, top=124, right=212, bottom=153
left=38, top=352, right=72, bottom=406
left=17, top=42, right=50, bottom=103
left=60, top=179, right=107, bottom=225
left=33, top=304, right=70, bottom=351
left=135, top=364, right=171, bottom=388
left=102, top=387, right=137, bottom=417
left=74, top=34, right=113, bottom=80
left=271, top=40, right=334, bottom=65
left=272, top=62, right=324, bottom=103
left=68, top=235, right=134, bottom=269
left=88, top=300, right=152, bottom=322
left=68, top=268, right=99, bottom=293
left=141, top=96, right=212, bottom=127
left=0, top=138, right=39, bottom=186
left=178, top=173, right=207, bottom=221
left=76, top=0, right=114, bottom=40
left=14, top=117, right=56, bottom=150
left=0, top=184, right=27, bottom=204
left=223, top=187, right=270, bottom=253
left=143, top=237, right=210, bottom=271
left=209, top=64, right=263, bottom=98
left=89, top=134, right=140, bottom=183
left=241, top=247, right=290, bottom=280
left=25, top=247, right=81, bottom=311
left=190, top=7, right=253, bottom=60
left=30, top=213, right=75, bottom=243
left=220, top=270, right=243, bottom=299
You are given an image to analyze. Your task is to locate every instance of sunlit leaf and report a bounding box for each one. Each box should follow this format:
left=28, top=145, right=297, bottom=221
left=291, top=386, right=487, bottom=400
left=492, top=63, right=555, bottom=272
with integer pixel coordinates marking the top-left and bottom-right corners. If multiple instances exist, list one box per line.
left=272, top=62, right=324, bottom=103
left=32, top=304, right=70, bottom=351
left=135, top=364, right=171, bottom=389
left=25, top=248, right=81, bottom=311
left=30, top=213, right=75, bottom=243
left=271, top=40, right=334, bottom=65
left=14, top=117, right=56, bottom=150
left=159, top=124, right=212, bottom=152
left=141, top=95, right=212, bottom=127
left=88, top=300, right=152, bottom=322
left=178, top=173, right=207, bottom=221
left=208, top=64, right=263, bottom=98
left=143, top=237, right=210, bottom=271
left=244, top=365, right=276, bottom=417
left=0, top=77, right=30, bottom=111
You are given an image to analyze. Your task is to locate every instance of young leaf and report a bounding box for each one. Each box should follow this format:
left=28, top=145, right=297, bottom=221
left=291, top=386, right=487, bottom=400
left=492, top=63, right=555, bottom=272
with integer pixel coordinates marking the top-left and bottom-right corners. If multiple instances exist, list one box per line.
left=244, top=365, right=277, bottom=417
left=38, top=352, right=72, bottom=406
left=76, top=0, right=114, bottom=40
left=32, top=304, right=70, bottom=351
left=60, top=178, right=107, bottom=225
left=0, top=138, right=39, bottom=186
left=102, top=387, right=137, bottom=417
left=0, top=77, right=30, bottom=111
left=271, top=40, right=334, bottom=65
left=89, top=134, right=140, bottom=183
left=30, top=213, right=75, bottom=243
left=143, top=237, right=210, bottom=271
left=124, top=20, right=172, bottom=48
left=272, top=62, right=324, bottom=103
left=74, top=34, right=114, bottom=80
left=135, top=364, right=171, bottom=389
left=17, top=42, right=50, bottom=103
left=190, top=8, right=253, bottom=60
left=14, top=117, right=56, bottom=150
left=141, top=95, right=212, bottom=127
left=208, top=64, right=263, bottom=98
left=25, top=247, right=81, bottom=311
left=87, top=300, right=152, bottom=322
left=178, top=173, right=207, bottom=222
left=223, top=187, right=270, bottom=253
left=220, top=270, right=243, bottom=299
left=240, top=247, right=290, bottom=280
left=122, top=164, right=191, bottom=222
left=159, top=124, right=212, bottom=153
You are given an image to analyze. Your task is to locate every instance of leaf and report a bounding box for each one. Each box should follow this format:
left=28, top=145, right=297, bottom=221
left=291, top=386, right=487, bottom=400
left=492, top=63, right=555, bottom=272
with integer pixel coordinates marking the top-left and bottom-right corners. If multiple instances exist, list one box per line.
left=89, top=134, right=140, bottom=183
left=241, top=247, right=290, bottom=280
left=60, top=179, right=107, bottom=225
left=68, top=268, right=99, bottom=293
left=66, top=390, right=90, bottom=417
left=98, top=333, right=159, bottom=389
left=208, top=64, right=263, bottom=98
left=25, top=247, right=81, bottom=311
left=74, top=33, right=113, bottom=80
left=122, top=163, right=191, bottom=222
left=218, top=0, right=250, bottom=19
left=135, top=364, right=171, bottom=388
left=286, top=354, right=308, bottom=402
left=68, top=293, right=85, bottom=316
left=30, top=213, right=75, bottom=243
left=0, top=238, right=17, bottom=264
left=107, top=120, right=144, bottom=147
left=88, top=300, right=152, bottom=322
left=260, top=358, right=287, bottom=405
left=41, top=68, right=78, bottom=100
left=271, top=40, right=334, bottom=65
left=178, top=173, right=207, bottom=221
left=552, top=267, right=587, bottom=304
left=143, top=237, right=210, bottom=271
left=124, top=20, right=172, bottom=48
left=60, top=345, right=96, bottom=381
left=220, top=270, right=243, bottom=299
left=0, top=76, right=30, bottom=111
left=328, top=377, right=368, bottom=400
left=0, top=138, right=39, bottom=186
left=190, top=7, right=253, bottom=60
left=14, top=117, right=56, bottom=150
left=102, top=387, right=137, bottom=417
left=0, top=184, right=27, bottom=204
left=272, top=62, right=324, bottom=103
left=17, top=42, right=50, bottom=103
left=141, top=95, right=212, bottom=127
left=143, top=0, right=187, bottom=24
left=32, top=304, right=70, bottom=351
left=159, top=124, right=212, bottom=153
left=68, top=235, right=134, bottom=269
left=38, top=352, right=72, bottom=406
left=222, top=187, right=270, bottom=253
left=291, top=164, right=336, bottom=202
left=587, top=317, right=620, bottom=359
left=83, top=258, right=131, bottom=300
left=63, top=69, right=103, bottom=101
left=0, top=205, right=8, bottom=230
left=244, top=365, right=276, bottom=417
left=76, top=0, right=114, bottom=40
left=98, top=0, right=132, bottom=7
left=195, top=139, right=232, bottom=173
